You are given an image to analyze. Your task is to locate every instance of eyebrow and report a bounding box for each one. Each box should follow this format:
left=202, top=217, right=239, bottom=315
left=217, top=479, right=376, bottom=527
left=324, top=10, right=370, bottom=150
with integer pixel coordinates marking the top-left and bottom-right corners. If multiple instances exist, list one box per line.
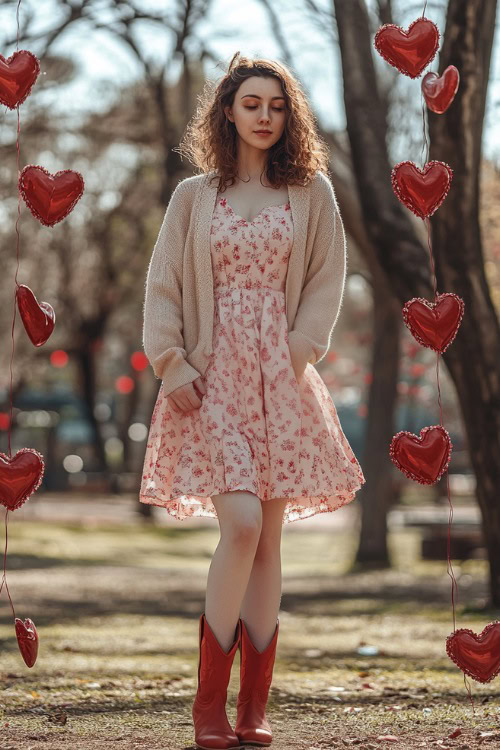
left=241, top=94, right=285, bottom=100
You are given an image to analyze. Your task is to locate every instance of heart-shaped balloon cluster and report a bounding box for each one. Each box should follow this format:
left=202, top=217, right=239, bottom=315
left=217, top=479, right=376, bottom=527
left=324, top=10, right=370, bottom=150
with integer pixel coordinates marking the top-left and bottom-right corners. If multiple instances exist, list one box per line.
left=375, top=13, right=499, bottom=690
left=446, top=622, right=500, bottom=684
left=1, top=27, right=84, bottom=674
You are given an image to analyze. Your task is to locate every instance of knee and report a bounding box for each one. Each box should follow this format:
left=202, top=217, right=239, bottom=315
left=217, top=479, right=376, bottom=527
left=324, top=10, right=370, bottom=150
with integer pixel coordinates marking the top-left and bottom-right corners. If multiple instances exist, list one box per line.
left=225, top=517, right=262, bottom=549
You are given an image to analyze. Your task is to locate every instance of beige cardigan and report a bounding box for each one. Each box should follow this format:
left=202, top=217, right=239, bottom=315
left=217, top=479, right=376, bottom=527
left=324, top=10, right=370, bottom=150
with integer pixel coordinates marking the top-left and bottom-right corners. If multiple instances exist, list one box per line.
left=143, top=169, right=347, bottom=397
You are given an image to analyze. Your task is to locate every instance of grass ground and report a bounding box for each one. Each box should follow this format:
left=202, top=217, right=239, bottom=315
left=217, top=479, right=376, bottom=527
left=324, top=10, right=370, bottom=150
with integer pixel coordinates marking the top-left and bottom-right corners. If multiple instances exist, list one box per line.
left=0, top=515, right=499, bottom=749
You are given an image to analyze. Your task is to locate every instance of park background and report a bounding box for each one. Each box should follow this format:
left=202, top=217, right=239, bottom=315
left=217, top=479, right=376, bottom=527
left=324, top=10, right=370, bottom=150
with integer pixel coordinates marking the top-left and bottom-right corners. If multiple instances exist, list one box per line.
left=0, top=0, right=499, bottom=748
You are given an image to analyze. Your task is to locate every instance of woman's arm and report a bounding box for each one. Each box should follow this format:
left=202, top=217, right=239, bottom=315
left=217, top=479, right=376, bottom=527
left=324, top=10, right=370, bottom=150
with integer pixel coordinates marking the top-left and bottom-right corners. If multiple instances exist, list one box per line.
left=288, top=173, right=347, bottom=368
left=142, top=180, right=201, bottom=396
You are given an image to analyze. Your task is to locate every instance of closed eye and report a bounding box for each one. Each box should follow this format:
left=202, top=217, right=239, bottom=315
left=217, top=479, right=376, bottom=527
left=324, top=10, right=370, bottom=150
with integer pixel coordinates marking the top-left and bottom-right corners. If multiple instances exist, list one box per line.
left=245, top=106, right=284, bottom=111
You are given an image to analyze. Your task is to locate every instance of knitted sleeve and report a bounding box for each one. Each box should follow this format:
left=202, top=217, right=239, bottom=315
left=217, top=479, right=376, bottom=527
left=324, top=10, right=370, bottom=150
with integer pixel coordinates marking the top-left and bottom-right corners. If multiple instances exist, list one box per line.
left=142, top=180, right=202, bottom=396
left=288, top=173, right=347, bottom=366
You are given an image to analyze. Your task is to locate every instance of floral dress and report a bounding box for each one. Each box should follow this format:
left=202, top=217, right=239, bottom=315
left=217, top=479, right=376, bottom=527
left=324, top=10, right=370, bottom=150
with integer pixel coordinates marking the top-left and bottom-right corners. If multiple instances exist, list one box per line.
left=140, top=194, right=366, bottom=524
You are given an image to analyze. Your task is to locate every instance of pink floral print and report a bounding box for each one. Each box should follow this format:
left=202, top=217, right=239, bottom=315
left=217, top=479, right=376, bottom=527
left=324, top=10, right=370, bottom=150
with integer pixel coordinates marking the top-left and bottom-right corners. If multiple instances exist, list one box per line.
left=140, top=196, right=366, bottom=524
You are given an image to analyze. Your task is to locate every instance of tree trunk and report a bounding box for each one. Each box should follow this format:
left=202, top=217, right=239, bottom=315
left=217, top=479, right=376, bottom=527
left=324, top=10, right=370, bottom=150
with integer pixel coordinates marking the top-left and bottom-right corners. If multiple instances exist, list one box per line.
left=357, top=290, right=402, bottom=567
left=76, top=342, right=107, bottom=473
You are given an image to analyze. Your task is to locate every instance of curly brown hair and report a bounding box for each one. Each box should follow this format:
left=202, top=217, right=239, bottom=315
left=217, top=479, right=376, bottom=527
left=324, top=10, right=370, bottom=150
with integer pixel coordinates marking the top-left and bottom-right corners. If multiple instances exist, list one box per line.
left=174, top=51, right=331, bottom=192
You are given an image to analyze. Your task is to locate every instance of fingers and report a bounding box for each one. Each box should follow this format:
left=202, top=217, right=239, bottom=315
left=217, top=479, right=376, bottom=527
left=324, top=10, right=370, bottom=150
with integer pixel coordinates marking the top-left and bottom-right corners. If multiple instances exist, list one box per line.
left=167, top=380, right=205, bottom=414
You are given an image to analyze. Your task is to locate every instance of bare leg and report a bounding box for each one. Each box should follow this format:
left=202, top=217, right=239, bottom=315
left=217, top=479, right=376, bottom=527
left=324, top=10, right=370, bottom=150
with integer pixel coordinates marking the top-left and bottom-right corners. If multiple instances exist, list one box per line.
left=205, top=490, right=263, bottom=653
left=239, top=498, right=288, bottom=652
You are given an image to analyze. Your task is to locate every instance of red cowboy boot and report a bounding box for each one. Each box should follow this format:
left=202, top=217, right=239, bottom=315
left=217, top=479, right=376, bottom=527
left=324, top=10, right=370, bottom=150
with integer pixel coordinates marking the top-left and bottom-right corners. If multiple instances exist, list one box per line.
left=234, top=618, right=280, bottom=746
left=192, top=614, right=242, bottom=750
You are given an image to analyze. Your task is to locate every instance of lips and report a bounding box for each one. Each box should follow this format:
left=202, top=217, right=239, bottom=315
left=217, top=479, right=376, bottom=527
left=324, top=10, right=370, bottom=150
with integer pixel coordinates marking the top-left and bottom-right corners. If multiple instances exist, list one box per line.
left=255, top=130, right=272, bottom=134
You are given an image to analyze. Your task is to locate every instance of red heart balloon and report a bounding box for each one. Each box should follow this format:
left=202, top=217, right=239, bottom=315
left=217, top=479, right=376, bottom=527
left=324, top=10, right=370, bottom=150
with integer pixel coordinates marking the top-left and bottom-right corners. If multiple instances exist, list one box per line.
left=374, top=17, right=440, bottom=79
left=422, top=65, right=460, bottom=114
left=15, top=617, right=39, bottom=668
left=390, top=425, right=452, bottom=484
left=392, top=160, right=453, bottom=219
left=402, top=293, right=465, bottom=353
left=0, top=50, right=40, bottom=109
left=16, top=284, right=56, bottom=347
left=446, top=621, right=500, bottom=684
left=19, top=164, right=85, bottom=227
left=0, top=448, right=45, bottom=511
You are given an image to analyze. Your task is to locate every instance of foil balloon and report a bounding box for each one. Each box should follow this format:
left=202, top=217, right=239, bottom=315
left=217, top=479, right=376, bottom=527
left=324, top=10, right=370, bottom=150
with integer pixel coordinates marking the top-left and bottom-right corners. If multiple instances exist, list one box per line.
left=391, top=160, right=453, bottom=219
left=16, top=284, right=56, bottom=347
left=374, top=17, right=440, bottom=79
left=402, top=293, right=465, bottom=353
left=19, top=165, right=84, bottom=227
left=0, top=448, right=45, bottom=511
left=390, top=425, right=452, bottom=484
left=446, top=622, right=500, bottom=684
left=422, top=65, right=460, bottom=114
left=15, top=617, right=39, bottom=668
left=0, top=49, right=40, bottom=109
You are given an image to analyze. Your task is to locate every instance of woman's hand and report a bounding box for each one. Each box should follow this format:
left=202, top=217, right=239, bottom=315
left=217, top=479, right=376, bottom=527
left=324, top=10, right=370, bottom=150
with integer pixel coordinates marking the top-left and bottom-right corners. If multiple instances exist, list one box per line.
left=166, top=376, right=206, bottom=413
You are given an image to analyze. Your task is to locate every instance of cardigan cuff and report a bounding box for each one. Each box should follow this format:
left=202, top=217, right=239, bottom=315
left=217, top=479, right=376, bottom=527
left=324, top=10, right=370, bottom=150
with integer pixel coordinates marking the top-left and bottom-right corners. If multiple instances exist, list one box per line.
left=288, top=329, right=317, bottom=366
left=160, top=359, right=202, bottom=398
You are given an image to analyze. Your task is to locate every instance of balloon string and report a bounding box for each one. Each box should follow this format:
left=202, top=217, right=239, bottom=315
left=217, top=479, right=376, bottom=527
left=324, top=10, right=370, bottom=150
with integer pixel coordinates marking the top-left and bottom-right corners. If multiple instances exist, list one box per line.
left=0, top=510, right=16, bottom=618
left=424, top=219, right=459, bottom=633
left=0, top=0, right=23, bottom=620
left=464, top=672, right=475, bottom=716
left=9, top=0, right=24, bottom=461
left=423, top=164, right=461, bottom=623
left=424, top=209, right=474, bottom=705
left=421, top=97, right=429, bottom=167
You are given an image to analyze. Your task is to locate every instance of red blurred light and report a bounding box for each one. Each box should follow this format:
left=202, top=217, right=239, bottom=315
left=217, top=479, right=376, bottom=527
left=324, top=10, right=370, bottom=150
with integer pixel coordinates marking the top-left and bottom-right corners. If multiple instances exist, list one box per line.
left=131, top=351, right=149, bottom=371
left=51, top=350, right=68, bottom=367
left=0, top=412, right=11, bottom=430
left=410, top=363, right=426, bottom=377
left=116, top=375, right=135, bottom=394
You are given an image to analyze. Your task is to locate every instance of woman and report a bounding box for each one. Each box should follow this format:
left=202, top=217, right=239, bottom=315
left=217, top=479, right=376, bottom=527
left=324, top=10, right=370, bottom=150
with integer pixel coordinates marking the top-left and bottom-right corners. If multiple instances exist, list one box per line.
left=141, top=52, right=365, bottom=750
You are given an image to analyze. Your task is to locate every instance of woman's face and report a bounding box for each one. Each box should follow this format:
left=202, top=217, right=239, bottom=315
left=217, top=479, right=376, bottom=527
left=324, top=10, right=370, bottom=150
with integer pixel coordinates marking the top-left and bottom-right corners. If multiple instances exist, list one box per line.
left=224, top=75, right=287, bottom=152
